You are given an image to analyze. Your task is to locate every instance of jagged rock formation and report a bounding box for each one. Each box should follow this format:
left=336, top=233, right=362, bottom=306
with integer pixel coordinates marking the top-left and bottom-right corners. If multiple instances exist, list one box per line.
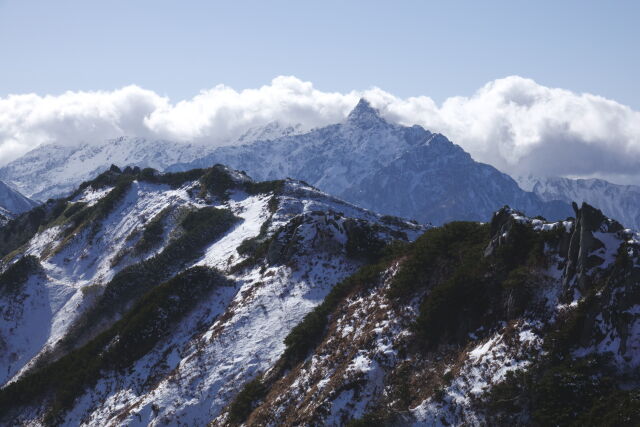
left=211, top=203, right=640, bottom=426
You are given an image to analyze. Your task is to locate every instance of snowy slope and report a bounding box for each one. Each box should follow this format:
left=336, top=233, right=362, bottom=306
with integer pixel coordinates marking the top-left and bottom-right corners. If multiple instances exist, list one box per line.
left=0, top=180, right=38, bottom=217
left=1, top=180, right=209, bottom=386
left=518, top=175, right=640, bottom=230
left=1, top=163, right=638, bottom=425
left=220, top=203, right=640, bottom=426
left=235, top=121, right=304, bottom=145
left=170, top=99, right=572, bottom=224
left=0, top=164, right=425, bottom=425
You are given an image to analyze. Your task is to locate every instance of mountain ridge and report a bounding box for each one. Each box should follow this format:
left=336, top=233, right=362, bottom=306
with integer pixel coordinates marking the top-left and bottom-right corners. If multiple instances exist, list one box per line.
left=169, top=99, right=573, bottom=224
left=0, top=164, right=637, bottom=424
left=216, top=202, right=640, bottom=426
left=518, top=174, right=640, bottom=230
left=3, top=99, right=639, bottom=230
left=0, top=163, right=426, bottom=425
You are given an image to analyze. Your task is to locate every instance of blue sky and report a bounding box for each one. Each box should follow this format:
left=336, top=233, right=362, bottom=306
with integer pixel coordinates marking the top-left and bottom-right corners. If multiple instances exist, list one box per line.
left=1, top=0, right=638, bottom=107
left=1, top=0, right=639, bottom=184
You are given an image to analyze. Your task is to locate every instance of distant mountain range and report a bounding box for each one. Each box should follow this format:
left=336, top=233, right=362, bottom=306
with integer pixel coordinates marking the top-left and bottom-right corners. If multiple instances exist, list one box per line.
left=0, top=138, right=209, bottom=201
left=170, top=99, right=574, bottom=224
left=168, top=100, right=573, bottom=224
left=518, top=175, right=640, bottom=231
left=2, top=99, right=639, bottom=229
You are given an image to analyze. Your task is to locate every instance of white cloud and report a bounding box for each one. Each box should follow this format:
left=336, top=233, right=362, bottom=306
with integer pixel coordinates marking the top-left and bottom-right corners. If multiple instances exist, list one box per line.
left=381, top=76, right=640, bottom=183
left=1, top=75, right=639, bottom=184
left=0, top=86, right=166, bottom=161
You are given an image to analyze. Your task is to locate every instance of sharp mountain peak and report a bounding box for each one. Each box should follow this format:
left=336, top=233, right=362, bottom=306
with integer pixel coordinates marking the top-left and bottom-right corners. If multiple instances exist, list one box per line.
left=346, top=98, right=387, bottom=125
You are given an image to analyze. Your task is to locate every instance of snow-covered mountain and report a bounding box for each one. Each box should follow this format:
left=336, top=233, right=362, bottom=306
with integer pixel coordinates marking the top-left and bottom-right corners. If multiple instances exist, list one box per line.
left=0, top=100, right=573, bottom=224
left=235, top=121, right=304, bottom=145
left=169, top=99, right=573, bottom=224
left=0, top=138, right=208, bottom=201
left=0, top=180, right=38, bottom=225
left=343, top=134, right=572, bottom=225
left=518, top=175, right=640, bottom=230
left=0, top=163, right=638, bottom=425
left=0, top=164, right=425, bottom=425
left=0, top=123, right=302, bottom=203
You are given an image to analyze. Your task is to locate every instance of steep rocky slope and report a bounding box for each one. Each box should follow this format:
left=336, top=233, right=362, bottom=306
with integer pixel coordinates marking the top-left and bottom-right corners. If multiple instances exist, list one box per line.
left=0, top=164, right=424, bottom=425
left=519, top=175, right=640, bottom=230
left=212, top=203, right=640, bottom=426
left=344, top=135, right=569, bottom=225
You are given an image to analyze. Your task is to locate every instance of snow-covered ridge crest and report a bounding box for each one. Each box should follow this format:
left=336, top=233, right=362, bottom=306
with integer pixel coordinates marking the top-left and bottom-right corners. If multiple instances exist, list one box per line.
left=0, top=163, right=426, bottom=425
left=0, top=118, right=302, bottom=202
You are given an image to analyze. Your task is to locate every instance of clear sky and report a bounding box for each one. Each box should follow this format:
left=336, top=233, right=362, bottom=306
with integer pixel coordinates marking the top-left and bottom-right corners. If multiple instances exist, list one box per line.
left=1, top=0, right=638, bottom=108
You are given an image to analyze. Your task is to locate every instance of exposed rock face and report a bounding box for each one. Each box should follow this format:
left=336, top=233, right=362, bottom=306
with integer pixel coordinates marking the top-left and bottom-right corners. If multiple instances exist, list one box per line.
left=564, top=202, right=625, bottom=295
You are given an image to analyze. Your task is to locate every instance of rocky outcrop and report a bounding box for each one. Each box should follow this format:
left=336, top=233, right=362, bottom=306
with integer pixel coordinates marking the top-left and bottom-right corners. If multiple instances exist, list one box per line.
left=564, top=202, right=624, bottom=296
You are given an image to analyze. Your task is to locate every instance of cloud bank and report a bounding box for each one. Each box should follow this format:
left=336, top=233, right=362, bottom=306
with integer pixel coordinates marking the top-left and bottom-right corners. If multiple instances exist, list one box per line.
left=1, top=76, right=639, bottom=183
